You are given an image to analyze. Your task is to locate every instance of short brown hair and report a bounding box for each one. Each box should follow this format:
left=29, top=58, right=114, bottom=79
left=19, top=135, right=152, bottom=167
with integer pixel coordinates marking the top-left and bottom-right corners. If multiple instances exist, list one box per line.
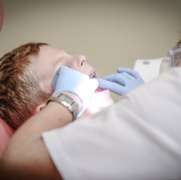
left=0, top=42, right=51, bottom=130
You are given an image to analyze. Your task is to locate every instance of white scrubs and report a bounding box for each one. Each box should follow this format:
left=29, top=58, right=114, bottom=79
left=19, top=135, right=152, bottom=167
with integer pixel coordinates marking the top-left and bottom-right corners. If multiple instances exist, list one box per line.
left=42, top=67, right=181, bottom=180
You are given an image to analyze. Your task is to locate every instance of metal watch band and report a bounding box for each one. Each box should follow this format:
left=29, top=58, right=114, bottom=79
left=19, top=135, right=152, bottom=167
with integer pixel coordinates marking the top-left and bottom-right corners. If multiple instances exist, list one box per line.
left=47, top=93, right=79, bottom=120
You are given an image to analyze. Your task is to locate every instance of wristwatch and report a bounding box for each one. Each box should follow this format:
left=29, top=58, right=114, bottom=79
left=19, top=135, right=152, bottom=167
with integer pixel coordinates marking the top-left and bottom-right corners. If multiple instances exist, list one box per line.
left=47, top=93, right=79, bottom=120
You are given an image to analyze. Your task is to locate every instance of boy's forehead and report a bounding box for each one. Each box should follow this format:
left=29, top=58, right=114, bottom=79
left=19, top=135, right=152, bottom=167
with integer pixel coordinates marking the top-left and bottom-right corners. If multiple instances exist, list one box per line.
left=40, top=45, right=66, bottom=56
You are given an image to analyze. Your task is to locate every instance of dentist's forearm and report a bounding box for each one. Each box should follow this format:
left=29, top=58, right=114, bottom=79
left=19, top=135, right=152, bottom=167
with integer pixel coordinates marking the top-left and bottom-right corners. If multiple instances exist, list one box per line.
left=0, top=101, right=73, bottom=180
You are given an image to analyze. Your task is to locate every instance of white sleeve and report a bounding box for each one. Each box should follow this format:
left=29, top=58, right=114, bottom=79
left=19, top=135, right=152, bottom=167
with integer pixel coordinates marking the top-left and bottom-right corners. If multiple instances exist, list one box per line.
left=42, top=67, right=181, bottom=180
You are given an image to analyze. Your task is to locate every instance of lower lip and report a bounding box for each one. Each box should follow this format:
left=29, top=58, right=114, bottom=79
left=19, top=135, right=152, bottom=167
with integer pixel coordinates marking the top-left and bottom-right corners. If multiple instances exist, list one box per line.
left=95, top=87, right=106, bottom=92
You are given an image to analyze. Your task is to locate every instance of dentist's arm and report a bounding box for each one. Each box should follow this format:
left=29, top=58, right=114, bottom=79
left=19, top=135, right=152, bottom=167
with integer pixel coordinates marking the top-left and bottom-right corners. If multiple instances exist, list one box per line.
left=96, top=67, right=144, bottom=95
left=0, top=67, right=98, bottom=180
left=0, top=102, right=71, bottom=180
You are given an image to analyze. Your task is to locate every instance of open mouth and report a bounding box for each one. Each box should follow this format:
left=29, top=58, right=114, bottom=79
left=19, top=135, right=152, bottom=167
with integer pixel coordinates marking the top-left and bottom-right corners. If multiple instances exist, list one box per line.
left=89, top=71, right=107, bottom=92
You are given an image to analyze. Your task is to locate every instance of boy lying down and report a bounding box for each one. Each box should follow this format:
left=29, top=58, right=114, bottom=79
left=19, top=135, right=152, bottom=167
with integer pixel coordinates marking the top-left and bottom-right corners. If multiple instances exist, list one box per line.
left=0, top=42, right=143, bottom=155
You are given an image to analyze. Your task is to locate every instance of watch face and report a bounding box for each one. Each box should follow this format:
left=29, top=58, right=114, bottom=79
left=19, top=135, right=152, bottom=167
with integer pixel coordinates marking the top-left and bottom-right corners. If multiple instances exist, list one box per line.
left=58, top=94, right=73, bottom=103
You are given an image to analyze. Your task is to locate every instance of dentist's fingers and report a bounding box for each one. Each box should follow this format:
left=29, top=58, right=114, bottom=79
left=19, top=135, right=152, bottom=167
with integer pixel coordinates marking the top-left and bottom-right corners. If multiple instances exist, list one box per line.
left=117, top=67, right=141, bottom=79
left=104, top=74, right=126, bottom=86
left=96, top=78, right=126, bottom=95
left=121, top=72, right=135, bottom=81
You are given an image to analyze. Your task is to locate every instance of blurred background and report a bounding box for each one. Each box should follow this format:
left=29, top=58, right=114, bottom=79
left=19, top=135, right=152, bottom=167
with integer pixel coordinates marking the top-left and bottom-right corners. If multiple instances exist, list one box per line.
left=1, top=0, right=181, bottom=101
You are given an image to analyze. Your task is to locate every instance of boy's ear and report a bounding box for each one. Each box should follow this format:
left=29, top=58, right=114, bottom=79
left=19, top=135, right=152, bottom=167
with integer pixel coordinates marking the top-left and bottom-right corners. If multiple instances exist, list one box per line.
left=35, top=103, right=46, bottom=113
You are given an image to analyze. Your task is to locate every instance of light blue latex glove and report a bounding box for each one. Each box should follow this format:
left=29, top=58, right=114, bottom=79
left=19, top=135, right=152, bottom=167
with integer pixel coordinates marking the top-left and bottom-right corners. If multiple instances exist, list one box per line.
left=51, top=66, right=98, bottom=118
left=96, top=67, right=144, bottom=95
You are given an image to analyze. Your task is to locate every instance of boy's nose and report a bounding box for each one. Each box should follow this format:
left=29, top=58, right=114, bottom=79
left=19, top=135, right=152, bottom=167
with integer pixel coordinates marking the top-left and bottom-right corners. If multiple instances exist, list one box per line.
left=74, top=55, right=86, bottom=67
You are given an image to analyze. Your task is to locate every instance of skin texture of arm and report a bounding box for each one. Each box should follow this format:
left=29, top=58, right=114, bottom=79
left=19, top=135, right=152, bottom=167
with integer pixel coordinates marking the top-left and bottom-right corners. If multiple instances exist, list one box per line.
left=0, top=101, right=73, bottom=180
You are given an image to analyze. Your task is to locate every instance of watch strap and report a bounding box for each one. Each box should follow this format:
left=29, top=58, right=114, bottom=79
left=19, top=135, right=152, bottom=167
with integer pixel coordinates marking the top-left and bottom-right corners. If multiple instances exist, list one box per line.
left=47, top=93, right=79, bottom=120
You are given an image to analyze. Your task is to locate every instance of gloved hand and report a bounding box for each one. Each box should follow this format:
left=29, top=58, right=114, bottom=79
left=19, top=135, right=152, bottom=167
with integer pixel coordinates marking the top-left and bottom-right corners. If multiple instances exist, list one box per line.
left=96, top=67, right=144, bottom=95
left=51, top=66, right=98, bottom=118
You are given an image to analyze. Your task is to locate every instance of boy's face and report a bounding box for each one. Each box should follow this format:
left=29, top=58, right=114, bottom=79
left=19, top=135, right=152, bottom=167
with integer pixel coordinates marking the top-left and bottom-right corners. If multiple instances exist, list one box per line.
left=32, top=45, right=96, bottom=93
